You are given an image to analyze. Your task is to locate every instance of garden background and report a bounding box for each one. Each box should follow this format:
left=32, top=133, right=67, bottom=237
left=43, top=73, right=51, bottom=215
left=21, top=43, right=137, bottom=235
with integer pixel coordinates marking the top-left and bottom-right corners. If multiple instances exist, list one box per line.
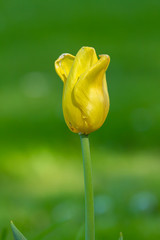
left=0, top=0, right=160, bottom=239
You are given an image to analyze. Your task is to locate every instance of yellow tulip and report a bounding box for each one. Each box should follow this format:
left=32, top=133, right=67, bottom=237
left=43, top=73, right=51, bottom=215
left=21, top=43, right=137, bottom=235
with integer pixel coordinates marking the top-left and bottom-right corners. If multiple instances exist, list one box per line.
left=55, top=46, right=110, bottom=134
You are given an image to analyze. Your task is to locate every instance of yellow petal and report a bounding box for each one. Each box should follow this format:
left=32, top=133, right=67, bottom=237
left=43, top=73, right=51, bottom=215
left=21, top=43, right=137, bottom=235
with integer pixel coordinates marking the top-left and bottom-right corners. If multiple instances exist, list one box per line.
left=72, top=54, right=110, bottom=134
left=55, top=53, right=75, bottom=82
left=61, top=47, right=99, bottom=133
left=66, top=47, right=98, bottom=89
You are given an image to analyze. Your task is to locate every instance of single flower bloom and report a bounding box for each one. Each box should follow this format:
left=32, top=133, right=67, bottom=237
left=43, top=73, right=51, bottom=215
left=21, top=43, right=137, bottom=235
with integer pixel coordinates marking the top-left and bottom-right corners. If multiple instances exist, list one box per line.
left=55, top=46, right=110, bottom=134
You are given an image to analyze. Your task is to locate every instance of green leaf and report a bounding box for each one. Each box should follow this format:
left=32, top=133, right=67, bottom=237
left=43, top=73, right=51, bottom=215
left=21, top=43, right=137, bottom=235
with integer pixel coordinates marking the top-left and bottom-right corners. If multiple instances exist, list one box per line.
left=119, top=232, right=123, bottom=240
left=11, top=221, right=27, bottom=240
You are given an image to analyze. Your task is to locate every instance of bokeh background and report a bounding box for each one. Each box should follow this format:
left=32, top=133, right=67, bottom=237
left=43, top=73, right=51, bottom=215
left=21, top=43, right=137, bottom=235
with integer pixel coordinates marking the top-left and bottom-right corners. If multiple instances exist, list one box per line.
left=0, top=0, right=160, bottom=239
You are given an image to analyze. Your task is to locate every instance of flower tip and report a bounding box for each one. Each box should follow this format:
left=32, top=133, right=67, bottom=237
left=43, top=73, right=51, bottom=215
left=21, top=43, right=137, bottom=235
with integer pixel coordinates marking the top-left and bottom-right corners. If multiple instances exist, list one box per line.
left=99, top=54, right=110, bottom=62
left=54, top=53, right=75, bottom=82
left=54, top=53, right=65, bottom=68
left=98, top=54, right=110, bottom=70
left=80, top=46, right=96, bottom=54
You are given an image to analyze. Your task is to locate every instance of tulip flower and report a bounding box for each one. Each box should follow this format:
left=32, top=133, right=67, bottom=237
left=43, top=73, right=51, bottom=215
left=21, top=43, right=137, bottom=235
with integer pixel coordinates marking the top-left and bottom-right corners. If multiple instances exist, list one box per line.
left=55, top=46, right=110, bottom=134
left=55, top=47, right=110, bottom=240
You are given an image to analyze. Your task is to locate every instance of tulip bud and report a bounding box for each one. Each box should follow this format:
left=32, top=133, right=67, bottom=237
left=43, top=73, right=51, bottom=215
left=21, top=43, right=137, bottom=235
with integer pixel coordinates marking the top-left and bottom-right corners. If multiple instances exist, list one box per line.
left=55, top=46, right=110, bottom=134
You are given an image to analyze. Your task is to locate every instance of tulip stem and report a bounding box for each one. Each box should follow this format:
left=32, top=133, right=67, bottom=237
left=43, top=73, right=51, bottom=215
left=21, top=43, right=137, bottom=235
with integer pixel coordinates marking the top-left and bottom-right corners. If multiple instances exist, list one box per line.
left=80, top=134, right=95, bottom=240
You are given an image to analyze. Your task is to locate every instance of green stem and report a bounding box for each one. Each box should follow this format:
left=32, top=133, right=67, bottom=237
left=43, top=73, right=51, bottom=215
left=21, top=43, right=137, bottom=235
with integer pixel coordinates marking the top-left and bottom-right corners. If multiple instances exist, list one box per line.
left=80, top=134, right=95, bottom=240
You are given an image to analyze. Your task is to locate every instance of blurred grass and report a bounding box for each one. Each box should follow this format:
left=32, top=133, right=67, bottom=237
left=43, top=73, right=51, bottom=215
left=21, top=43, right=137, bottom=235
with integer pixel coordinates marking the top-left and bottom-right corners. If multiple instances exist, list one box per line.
left=0, top=146, right=160, bottom=240
left=0, top=0, right=160, bottom=239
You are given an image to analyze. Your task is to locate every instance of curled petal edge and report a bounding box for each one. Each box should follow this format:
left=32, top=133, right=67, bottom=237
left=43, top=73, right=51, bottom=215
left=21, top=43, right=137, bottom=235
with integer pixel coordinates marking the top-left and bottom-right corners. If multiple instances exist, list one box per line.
left=55, top=53, right=75, bottom=82
left=73, top=54, right=110, bottom=108
left=72, top=54, right=110, bottom=133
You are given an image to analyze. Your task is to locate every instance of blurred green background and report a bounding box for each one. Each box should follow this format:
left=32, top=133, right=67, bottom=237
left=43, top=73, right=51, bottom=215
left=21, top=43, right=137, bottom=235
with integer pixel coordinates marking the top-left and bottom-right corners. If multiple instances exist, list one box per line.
left=0, top=0, right=160, bottom=239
